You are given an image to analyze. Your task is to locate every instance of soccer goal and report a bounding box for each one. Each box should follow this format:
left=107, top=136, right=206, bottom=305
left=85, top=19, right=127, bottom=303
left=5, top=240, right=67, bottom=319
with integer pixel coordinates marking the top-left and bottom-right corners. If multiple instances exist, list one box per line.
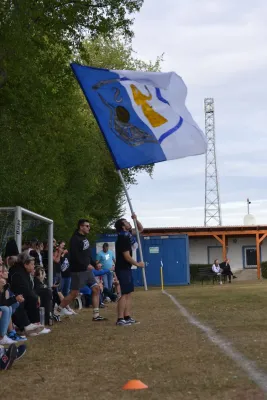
left=0, top=206, right=54, bottom=287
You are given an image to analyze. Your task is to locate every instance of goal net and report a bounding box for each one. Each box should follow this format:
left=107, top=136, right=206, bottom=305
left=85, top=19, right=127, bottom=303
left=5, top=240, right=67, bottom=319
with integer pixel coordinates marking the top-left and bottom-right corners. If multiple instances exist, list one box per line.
left=0, top=206, right=54, bottom=286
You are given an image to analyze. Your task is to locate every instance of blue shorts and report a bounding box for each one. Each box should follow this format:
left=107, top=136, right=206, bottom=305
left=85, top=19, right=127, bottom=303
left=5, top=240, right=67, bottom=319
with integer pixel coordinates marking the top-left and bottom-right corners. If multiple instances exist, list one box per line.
left=116, top=269, right=134, bottom=295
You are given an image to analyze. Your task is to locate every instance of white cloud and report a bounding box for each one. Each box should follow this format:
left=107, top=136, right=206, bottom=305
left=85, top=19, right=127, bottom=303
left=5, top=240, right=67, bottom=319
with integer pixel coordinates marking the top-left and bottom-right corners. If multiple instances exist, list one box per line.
left=123, top=0, right=267, bottom=228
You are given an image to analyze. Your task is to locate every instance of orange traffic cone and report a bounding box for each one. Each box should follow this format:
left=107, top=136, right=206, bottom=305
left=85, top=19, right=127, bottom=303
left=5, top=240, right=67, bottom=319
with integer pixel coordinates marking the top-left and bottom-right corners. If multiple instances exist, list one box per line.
left=122, top=380, right=148, bottom=390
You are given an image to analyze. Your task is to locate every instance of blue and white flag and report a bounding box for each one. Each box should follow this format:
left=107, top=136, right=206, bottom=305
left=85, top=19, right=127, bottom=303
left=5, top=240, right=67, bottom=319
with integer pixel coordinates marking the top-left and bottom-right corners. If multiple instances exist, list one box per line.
left=71, top=63, right=207, bottom=170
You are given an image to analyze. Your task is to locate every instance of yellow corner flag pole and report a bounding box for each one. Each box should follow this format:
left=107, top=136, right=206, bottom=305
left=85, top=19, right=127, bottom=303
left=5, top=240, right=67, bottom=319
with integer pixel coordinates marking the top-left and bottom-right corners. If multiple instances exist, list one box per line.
left=160, top=260, right=164, bottom=291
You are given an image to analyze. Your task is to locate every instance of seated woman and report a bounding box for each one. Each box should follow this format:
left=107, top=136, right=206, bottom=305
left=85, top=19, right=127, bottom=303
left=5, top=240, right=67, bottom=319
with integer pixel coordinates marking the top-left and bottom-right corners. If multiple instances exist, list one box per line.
left=0, top=264, right=27, bottom=342
left=8, top=253, right=49, bottom=335
left=211, top=259, right=223, bottom=285
left=220, top=258, right=237, bottom=283
left=0, top=276, right=23, bottom=345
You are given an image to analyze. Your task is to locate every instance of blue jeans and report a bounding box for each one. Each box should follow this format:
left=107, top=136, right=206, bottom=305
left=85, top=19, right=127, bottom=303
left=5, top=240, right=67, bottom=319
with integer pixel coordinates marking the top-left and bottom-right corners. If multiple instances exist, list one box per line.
left=61, top=277, right=71, bottom=297
left=102, top=270, right=113, bottom=291
left=0, top=306, right=12, bottom=337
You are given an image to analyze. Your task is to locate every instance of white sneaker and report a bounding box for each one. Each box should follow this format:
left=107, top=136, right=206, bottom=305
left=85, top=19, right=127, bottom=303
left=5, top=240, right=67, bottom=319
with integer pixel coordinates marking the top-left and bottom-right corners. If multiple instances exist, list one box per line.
left=0, top=335, right=17, bottom=345
left=220, top=281, right=223, bottom=285
left=66, top=306, right=78, bottom=315
left=104, top=297, right=111, bottom=303
left=24, top=323, right=44, bottom=335
left=61, top=308, right=73, bottom=316
left=30, top=328, right=51, bottom=336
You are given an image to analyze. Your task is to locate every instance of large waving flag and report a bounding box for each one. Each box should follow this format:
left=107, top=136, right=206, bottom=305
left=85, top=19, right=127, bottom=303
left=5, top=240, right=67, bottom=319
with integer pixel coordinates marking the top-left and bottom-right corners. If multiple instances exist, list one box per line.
left=71, top=63, right=207, bottom=170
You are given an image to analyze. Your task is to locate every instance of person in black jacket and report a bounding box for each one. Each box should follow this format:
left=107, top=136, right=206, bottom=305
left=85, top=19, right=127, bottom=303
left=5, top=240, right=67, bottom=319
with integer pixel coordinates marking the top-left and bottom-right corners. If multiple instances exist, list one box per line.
left=0, top=277, right=25, bottom=345
left=220, top=259, right=237, bottom=283
left=34, top=267, right=53, bottom=326
left=8, top=254, right=45, bottom=334
left=54, top=219, right=106, bottom=321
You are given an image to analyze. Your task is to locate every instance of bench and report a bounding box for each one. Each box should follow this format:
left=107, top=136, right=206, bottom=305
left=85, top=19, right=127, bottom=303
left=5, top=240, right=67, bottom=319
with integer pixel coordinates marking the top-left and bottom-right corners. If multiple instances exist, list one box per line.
left=197, top=267, right=226, bottom=285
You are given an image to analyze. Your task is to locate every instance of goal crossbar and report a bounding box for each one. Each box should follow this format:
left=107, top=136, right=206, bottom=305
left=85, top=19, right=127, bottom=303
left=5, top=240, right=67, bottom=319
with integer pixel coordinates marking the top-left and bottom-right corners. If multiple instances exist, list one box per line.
left=0, top=206, right=54, bottom=287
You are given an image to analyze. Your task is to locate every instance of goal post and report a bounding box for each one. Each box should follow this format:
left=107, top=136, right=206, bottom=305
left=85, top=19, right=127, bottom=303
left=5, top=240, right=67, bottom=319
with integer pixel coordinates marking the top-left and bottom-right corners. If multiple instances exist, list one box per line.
left=0, top=206, right=54, bottom=287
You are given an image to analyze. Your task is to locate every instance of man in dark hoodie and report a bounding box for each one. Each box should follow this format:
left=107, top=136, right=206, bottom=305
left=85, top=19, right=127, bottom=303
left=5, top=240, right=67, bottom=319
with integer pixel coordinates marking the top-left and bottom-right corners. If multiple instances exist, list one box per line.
left=55, top=219, right=106, bottom=321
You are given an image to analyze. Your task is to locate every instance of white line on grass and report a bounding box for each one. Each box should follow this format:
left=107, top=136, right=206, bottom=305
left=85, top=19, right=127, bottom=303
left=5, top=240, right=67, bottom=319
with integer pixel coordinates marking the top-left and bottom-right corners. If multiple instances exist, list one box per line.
left=163, top=290, right=267, bottom=394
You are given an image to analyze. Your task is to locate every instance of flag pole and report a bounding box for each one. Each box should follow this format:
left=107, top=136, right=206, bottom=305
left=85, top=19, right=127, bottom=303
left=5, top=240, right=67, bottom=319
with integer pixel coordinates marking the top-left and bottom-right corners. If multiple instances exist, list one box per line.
left=117, top=170, right=148, bottom=291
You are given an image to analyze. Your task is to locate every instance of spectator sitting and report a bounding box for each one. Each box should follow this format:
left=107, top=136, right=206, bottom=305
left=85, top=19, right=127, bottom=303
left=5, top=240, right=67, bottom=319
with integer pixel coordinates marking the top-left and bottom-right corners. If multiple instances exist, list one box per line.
left=41, top=241, right=49, bottom=274
left=6, top=256, right=17, bottom=270
left=211, top=259, right=223, bottom=285
left=34, top=267, right=53, bottom=326
left=59, top=243, right=71, bottom=298
left=21, top=241, right=31, bottom=253
left=113, top=273, right=121, bottom=300
left=94, top=261, right=117, bottom=303
left=8, top=253, right=49, bottom=335
left=0, top=275, right=25, bottom=345
left=0, top=265, right=27, bottom=343
left=4, top=239, right=19, bottom=265
left=220, top=258, right=237, bottom=283
left=96, top=243, right=115, bottom=292
left=29, top=239, right=43, bottom=267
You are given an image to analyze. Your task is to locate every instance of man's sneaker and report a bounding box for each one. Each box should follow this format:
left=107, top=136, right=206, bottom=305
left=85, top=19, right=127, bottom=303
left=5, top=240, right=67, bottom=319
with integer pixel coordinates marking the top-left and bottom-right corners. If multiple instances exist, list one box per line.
left=30, top=328, right=51, bottom=337
left=116, top=319, right=132, bottom=326
left=8, top=330, right=27, bottom=342
left=24, top=323, right=44, bottom=335
left=0, top=335, right=17, bottom=345
left=0, top=344, right=17, bottom=370
left=15, top=345, right=27, bottom=361
left=92, top=315, right=107, bottom=321
left=126, top=317, right=140, bottom=325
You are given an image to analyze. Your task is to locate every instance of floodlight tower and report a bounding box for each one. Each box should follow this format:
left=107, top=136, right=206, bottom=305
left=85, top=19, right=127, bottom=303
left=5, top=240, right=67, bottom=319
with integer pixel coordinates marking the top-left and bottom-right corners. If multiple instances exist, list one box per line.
left=204, top=98, right=222, bottom=226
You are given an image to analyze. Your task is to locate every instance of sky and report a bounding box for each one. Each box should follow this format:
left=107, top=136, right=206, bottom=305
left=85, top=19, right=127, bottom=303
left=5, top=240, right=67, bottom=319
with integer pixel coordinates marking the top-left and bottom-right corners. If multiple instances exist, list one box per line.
left=124, top=0, right=267, bottom=228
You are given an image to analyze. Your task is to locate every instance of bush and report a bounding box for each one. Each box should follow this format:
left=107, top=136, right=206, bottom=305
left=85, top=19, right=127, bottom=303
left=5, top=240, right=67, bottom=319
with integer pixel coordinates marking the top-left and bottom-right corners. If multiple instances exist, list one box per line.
left=261, top=262, right=267, bottom=279
left=190, top=264, right=211, bottom=282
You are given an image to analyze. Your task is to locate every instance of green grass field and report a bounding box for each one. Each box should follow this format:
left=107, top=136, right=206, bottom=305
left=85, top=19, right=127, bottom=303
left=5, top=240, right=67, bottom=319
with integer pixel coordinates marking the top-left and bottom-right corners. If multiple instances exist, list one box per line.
left=1, top=281, right=267, bottom=399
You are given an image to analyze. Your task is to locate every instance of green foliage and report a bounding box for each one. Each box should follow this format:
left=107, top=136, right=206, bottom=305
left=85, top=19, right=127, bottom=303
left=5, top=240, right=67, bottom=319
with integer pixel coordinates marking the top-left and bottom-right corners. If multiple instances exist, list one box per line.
left=0, top=2, right=161, bottom=240
left=261, top=262, right=267, bottom=279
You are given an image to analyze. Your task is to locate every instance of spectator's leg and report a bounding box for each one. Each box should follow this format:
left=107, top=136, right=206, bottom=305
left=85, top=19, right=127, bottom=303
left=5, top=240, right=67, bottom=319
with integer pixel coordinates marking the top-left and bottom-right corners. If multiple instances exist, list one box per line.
left=0, top=306, right=12, bottom=341
left=91, top=284, right=101, bottom=319
left=60, top=290, right=78, bottom=308
left=24, top=295, right=40, bottom=324
left=102, top=273, right=108, bottom=290
left=38, top=288, right=53, bottom=325
left=103, top=287, right=117, bottom=302
left=61, top=277, right=71, bottom=297
left=108, top=271, right=114, bottom=291
left=12, top=303, right=31, bottom=331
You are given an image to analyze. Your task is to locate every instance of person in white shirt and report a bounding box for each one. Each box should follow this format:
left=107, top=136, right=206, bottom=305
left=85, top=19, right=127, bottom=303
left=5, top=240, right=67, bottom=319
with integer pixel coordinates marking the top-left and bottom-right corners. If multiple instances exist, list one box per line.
left=212, top=259, right=223, bottom=284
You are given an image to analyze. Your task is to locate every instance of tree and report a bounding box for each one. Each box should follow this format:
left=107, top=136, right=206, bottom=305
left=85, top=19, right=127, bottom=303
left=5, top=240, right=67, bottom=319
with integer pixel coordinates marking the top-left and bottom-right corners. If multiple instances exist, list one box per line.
left=0, top=22, right=161, bottom=240
left=0, top=0, right=144, bottom=90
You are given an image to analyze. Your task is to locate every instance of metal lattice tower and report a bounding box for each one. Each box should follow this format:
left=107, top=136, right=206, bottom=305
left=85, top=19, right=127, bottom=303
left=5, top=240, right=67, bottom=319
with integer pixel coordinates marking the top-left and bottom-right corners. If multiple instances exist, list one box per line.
left=204, top=98, right=222, bottom=226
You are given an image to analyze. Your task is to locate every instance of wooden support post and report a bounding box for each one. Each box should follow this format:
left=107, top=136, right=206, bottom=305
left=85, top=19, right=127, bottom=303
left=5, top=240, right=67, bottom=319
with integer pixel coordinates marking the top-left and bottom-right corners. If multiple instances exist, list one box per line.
left=259, top=233, right=267, bottom=244
left=213, top=234, right=227, bottom=261
left=256, top=233, right=261, bottom=280
left=222, top=234, right=227, bottom=261
left=213, top=234, right=223, bottom=245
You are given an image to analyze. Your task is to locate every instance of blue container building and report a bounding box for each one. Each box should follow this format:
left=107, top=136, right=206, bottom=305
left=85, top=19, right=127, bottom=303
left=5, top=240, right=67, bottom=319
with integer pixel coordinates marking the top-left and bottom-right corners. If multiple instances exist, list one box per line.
left=93, top=233, right=190, bottom=287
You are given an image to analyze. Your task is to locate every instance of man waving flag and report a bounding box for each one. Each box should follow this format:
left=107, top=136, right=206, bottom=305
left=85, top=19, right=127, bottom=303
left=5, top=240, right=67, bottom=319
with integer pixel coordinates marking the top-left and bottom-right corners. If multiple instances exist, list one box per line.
left=71, top=64, right=207, bottom=170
